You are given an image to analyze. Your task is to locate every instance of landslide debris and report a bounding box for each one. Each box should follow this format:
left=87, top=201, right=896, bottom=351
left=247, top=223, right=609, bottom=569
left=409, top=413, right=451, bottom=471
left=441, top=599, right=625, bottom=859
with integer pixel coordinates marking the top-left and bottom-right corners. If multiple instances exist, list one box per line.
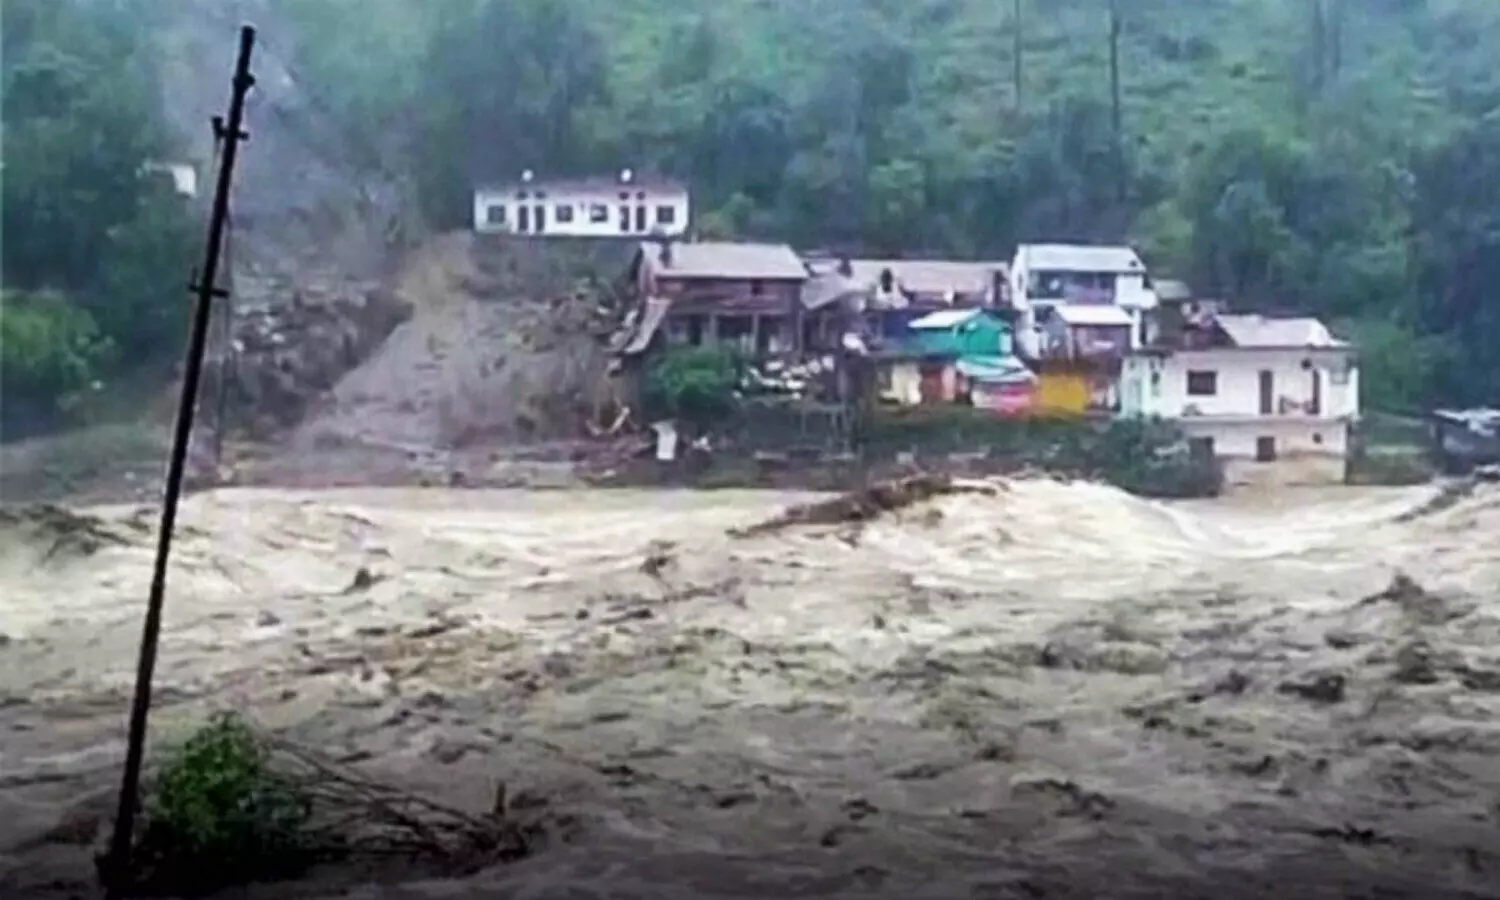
left=729, top=473, right=1002, bottom=538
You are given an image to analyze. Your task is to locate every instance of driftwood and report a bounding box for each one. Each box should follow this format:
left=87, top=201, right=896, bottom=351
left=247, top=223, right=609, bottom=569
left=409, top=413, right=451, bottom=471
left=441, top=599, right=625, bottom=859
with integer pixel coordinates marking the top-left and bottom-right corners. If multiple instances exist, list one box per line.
left=257, top=732, right=536, bottom=867
left=728, top=473, right=1003, bottom=538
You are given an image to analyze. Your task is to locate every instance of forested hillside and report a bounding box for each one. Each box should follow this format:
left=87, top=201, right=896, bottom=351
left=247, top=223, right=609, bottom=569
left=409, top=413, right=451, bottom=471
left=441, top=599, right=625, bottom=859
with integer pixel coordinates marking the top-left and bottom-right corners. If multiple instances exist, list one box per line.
left=5, top=0, right=1500, bottom=435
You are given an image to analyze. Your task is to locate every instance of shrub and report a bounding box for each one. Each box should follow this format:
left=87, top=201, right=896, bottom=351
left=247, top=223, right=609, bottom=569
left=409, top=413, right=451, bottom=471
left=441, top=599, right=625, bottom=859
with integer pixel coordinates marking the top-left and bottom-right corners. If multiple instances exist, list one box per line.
left=128, top=712, right=316, bottom=895
left=641, top=345, right=744, bottom=430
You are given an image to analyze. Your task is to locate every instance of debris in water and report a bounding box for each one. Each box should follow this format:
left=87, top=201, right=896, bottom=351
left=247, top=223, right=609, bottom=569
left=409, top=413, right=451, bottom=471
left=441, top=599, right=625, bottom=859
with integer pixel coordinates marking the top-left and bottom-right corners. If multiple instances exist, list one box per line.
left=342, top=566, right=385, bottom=594
left=728, top=473, right=1001, bottom=538
left=1278, top=672, right=1347, bottom=705
left=0, top=504, right=130, bottom=563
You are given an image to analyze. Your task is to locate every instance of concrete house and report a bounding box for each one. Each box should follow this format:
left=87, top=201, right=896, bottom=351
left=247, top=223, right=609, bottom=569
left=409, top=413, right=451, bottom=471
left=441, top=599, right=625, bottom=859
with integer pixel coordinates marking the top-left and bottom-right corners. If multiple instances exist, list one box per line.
left=1119, top=313, right=1360, bottom=486
left=472, top=169, right=690, bottom=238
left=1010, top=243, right=1158, bottom=354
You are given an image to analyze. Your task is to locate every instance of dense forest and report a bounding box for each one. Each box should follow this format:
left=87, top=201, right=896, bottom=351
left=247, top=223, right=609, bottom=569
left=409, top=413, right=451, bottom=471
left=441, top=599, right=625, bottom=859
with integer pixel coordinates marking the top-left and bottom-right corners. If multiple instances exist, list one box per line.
left=5, top=0, right=1500, bottom=435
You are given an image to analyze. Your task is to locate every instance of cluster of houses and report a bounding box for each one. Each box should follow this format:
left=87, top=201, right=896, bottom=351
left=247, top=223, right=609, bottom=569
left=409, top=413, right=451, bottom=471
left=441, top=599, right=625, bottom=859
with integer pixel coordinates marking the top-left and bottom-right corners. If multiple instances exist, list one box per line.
left=474, top=171, right=1361, bottom=486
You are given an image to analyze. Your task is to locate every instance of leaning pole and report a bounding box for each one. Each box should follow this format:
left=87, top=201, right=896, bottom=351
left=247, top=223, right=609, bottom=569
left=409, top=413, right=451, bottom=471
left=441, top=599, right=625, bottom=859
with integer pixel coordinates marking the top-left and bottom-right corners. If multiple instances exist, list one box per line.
left=103, top=25, right=257, bottom=899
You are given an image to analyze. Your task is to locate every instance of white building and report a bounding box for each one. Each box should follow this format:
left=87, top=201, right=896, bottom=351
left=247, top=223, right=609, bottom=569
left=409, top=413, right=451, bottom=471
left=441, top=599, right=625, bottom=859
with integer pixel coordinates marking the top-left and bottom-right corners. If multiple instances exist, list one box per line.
left=1120, top=314, right=1360, bottom=486
left=472, top=169, right=690, bottom=238
left=1009, top=243, right=1159, bottom=356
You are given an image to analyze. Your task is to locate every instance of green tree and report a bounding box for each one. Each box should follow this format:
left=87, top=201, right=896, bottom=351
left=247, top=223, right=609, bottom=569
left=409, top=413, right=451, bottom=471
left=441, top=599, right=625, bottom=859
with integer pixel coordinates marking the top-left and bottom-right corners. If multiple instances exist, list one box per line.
left=2, top=0, right=194, bottom=431
left=642, top=346, right=744, bottom=431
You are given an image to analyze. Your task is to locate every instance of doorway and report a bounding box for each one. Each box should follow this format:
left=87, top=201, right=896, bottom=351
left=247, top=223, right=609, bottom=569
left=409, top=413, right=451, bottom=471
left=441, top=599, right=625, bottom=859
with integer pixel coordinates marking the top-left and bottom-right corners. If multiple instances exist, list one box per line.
left=1258, top=370, right=1274, bottom=415
left=919, top=365, right=945, bottom=403
left=1255, top=436, right=1277, bottom=462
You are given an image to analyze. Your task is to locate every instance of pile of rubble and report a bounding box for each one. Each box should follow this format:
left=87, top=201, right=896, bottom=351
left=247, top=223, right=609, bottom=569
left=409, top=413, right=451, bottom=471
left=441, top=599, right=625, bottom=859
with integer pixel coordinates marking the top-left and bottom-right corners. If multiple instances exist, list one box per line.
left=219, top=270, right=411, bottom=437
left=738, top=356, right=842, bottom=401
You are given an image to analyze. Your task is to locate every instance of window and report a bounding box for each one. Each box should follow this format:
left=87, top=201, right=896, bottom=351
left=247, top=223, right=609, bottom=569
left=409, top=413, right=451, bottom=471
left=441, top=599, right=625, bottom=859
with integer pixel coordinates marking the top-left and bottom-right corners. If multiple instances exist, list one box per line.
left=1186, top=370, right=1217, bottom=396
left=589, top=204, right=609, bottom=223
left=555, top=204, right=574, bottom=223
left=1255, top=436, right=1277, bottom=462
left=749, top=280, right=764, bottom=296
left=485, top=204, right=506, bottom=225
left=656, top=204, right=676, bottom=225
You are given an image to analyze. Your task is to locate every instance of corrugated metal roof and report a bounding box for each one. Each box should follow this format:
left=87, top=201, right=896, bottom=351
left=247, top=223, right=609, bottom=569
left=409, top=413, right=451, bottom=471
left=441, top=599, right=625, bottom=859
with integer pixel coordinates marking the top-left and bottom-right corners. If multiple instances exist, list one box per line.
left=1153, top=279, right=1192, bottom=302
left=1054, top=304, right=1133, bottom=327
left=1019, top=243, right=1145, bottom=274
left=642, top=241, right=807, bottom=281
left=1213, top=314, right=1346, bottom=349
left=621, top=297, right=671, bottom=355
left=801, top=270, right=868, bottom=310
left=909, top=308, right=984, bottom=330
left=848, top=259, right=1007, bottom=296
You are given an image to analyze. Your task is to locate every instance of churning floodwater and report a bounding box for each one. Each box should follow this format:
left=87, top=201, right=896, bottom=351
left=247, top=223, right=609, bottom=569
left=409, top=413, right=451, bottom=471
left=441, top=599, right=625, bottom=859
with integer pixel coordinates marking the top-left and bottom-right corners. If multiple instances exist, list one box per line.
left=1, top=480, right=1498, bottom=898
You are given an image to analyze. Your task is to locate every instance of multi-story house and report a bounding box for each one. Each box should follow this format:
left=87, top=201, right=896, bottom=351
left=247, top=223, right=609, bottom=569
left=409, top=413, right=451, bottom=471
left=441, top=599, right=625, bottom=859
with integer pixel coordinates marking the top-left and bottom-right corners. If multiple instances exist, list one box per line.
left=1119, top=312, right=1360, bottom=486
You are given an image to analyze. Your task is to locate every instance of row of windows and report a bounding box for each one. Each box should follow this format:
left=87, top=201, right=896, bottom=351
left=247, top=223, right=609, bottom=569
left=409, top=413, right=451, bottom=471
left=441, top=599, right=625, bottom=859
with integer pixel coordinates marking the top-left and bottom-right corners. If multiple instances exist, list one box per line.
left=484, top=202, right=677, bottom=231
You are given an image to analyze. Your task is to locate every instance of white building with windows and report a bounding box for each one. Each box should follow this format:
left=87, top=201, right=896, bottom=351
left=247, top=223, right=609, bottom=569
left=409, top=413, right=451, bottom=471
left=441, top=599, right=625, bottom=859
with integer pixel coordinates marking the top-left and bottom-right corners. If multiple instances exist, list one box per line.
left=1009, top=243, right=1159, bottom=356
left=471, top=170, right=690, bottom=238
left=1119, top=314, right=1360, bottom=486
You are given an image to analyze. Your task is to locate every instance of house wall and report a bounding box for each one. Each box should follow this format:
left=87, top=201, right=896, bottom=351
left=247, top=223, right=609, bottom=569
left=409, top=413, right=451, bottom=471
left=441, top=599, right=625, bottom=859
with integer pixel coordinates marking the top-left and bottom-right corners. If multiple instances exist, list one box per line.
left=1121, top=348, right=1358, bottom=420
left=1034, top=370, right=1091, bottom=417
left=654, top=277, right=801, bottom=316
left=880, top=361, right=925, bottom=406
left=1178, top=418, right=1350, bottom=487
left=473, top=185, right=691, bottom=237
left=1120, top=348, right=1359, bottom=486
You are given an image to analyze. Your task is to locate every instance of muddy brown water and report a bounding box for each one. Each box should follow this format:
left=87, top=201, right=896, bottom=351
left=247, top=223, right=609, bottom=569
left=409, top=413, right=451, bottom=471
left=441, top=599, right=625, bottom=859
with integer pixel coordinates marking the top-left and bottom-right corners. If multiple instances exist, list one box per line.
left=1, top=481, right=1498, bottom=898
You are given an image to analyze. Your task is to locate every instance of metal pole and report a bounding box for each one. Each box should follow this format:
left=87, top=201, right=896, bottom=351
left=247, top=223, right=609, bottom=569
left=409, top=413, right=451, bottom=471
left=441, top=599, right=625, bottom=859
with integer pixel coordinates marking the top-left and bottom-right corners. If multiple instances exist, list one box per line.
left=103, top=26, right=256, bottom=899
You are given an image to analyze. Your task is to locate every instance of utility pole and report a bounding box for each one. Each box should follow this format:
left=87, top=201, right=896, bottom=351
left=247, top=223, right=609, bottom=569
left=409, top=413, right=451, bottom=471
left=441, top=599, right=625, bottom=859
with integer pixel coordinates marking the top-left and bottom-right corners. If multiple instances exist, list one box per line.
left=1108, top=0, right=1125, bottom=201
left=103, top=25, right=256, bottom=899
left=1012, top=0, right=1024, bottom=116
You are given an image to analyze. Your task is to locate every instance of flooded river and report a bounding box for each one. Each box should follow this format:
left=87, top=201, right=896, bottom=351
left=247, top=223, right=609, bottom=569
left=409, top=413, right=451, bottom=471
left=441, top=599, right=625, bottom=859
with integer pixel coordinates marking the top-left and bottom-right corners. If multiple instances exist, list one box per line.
left=2, top=480, right=1498, bottom=898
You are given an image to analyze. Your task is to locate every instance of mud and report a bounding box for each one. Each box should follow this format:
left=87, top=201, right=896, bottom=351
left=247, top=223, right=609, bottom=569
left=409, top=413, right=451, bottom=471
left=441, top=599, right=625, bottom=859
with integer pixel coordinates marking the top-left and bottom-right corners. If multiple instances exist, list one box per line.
left=1, top=480, right=1499, bottom=898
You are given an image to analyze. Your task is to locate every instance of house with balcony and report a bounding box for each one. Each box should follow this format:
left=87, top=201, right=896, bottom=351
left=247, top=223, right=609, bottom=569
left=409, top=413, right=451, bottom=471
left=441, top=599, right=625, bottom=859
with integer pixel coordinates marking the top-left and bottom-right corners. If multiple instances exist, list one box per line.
left=1119, top=313, right=1359, bottom=486
left=620, top=239, right=809, bottom=357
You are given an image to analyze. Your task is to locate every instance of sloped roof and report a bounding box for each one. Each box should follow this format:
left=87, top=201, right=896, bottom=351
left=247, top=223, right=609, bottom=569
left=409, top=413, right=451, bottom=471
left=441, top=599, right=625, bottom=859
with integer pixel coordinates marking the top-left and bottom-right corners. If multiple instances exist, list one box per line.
left=801, top=271, right=868, bottom=311
left=848, top=259, right=1007, bottom=296
left=1153, top=279, right=1193, bottom=302
left=1213, top=314, right=1347, bottom=349
left=909, top=308, right=987, bottom=330
left=621, top=297, right=671, bottom=355
left=1054, top=304, right=1134, bottom=327
left=1019, top=243, right=1144, bottom=274
left=476, top=172, right=687, bottom=194
left=640, top=241, right=807, bottom=281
